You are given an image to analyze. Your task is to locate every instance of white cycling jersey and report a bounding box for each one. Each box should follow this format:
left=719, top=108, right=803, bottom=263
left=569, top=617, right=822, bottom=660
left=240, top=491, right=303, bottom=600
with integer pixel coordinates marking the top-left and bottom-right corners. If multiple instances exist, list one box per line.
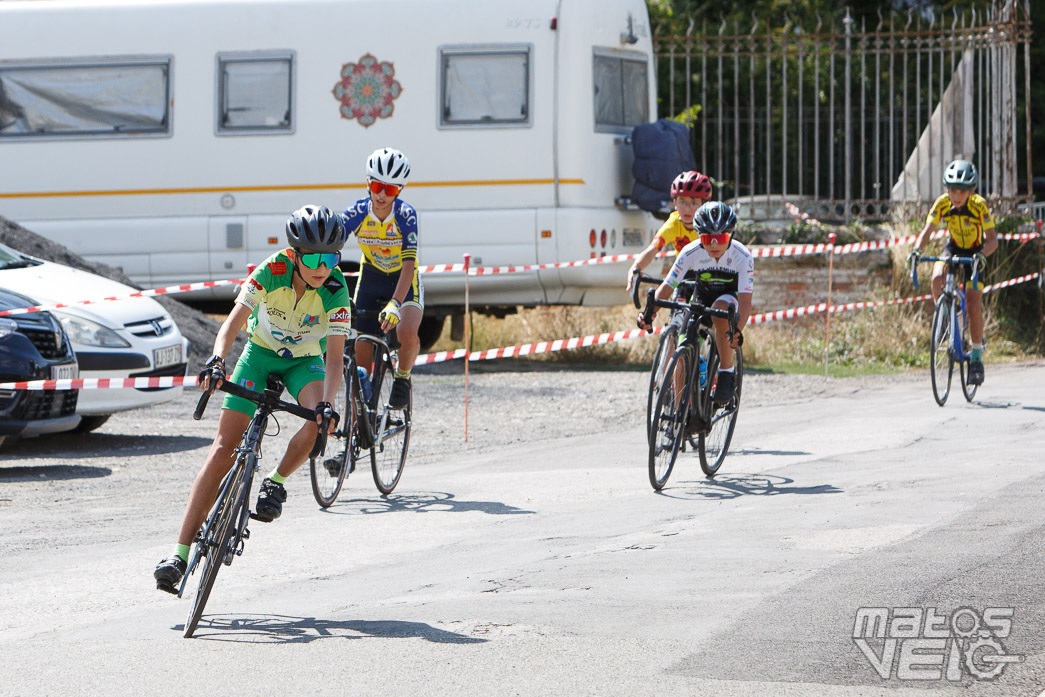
left=664, top=239, right=754, bottom=306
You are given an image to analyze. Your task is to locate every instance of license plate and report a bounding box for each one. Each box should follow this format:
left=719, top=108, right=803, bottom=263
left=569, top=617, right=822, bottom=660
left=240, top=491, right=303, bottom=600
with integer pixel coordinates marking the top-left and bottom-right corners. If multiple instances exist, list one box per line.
left=154, top=344, right=183, bottom=368
left=51, top=363, right=79, bottom=380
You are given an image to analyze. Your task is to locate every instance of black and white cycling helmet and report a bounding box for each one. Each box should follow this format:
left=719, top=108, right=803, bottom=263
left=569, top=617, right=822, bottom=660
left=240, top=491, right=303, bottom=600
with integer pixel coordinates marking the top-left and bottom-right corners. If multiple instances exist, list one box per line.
left=366, top=147, right=411, bottom=186
left=285, top=205, right=347, bottom=252
left=942, top=159, right=979, bottom=190
left=693, top=202, right=738, bottom=236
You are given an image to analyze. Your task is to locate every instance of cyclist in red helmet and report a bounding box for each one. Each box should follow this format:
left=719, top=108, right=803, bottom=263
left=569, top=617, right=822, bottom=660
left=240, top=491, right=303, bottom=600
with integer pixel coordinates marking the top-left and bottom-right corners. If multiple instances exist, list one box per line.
left=625, top=170, right=713, bottom=292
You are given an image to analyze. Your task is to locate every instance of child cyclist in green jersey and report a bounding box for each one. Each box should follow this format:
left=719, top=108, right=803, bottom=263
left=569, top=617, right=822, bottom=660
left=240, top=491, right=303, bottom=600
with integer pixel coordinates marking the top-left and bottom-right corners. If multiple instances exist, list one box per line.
left=908, top=159, right=997, bottom=386
left=342, top=147, right=422, bottom=409
left=154, top=205, right=353, bottom=593
left=625, top=170, right=713, bottom=293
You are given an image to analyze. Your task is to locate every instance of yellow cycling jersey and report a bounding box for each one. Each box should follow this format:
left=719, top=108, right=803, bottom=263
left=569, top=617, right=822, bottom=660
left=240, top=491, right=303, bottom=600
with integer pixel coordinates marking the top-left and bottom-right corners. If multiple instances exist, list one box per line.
left=342, top=198, right=419, bottom=274
left=653, top=211, right=698, bottom=254
left=926, top=193, right=995, bottom=249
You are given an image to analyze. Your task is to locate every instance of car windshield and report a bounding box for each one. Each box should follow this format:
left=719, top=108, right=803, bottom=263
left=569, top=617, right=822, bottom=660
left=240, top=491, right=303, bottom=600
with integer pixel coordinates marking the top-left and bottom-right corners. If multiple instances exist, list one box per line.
left=0, top=243, right=42, bottom=270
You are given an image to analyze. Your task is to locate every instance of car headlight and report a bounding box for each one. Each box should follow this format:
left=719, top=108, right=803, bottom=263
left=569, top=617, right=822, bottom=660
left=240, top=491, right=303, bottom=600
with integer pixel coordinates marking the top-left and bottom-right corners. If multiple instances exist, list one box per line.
left=0, top=318, right=18, bottom=338
left=54, top=312, right=131, bottom=348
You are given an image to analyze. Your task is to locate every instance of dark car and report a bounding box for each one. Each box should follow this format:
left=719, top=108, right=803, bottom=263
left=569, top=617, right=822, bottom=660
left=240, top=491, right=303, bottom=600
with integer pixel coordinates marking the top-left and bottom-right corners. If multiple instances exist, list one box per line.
left=0, top=287, right=80, bottom=450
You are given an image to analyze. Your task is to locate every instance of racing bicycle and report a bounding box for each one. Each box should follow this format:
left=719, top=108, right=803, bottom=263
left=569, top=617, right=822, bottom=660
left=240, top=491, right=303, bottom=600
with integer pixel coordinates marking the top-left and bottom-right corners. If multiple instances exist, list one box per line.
left=310, top=320, right=411, bottom=505
left=911, top=255, right=982, bottom=406
left=640, top=289, right=743, bottom=489
left=180, top=376, right=330, bottom=638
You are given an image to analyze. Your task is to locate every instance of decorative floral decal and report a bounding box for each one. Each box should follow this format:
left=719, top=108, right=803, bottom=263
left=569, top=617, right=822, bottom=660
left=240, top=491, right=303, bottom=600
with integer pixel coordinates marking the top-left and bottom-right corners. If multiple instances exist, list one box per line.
left=332, top=54, right=402, bottom=128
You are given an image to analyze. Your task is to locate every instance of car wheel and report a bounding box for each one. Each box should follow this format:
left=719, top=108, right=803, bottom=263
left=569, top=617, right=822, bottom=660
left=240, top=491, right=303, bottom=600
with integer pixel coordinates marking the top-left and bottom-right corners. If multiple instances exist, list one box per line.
left=73, top=415, right=111, bottom=433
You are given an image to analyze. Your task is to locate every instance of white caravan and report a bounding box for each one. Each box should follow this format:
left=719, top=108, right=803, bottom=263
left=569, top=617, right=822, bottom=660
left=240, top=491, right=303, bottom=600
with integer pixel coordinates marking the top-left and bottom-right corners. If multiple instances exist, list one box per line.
left=0, top=0, right=657, bottom=342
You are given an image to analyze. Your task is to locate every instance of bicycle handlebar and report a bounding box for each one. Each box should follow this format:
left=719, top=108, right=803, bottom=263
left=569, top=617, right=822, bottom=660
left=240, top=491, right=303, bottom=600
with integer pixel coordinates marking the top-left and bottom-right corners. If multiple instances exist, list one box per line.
left=641, top=287, right=739, bottom=340
left=630, top=268, right=663, bottom=308
left=193, top=378, right=328, bottom=457
left=910, top=255, right=979, bottom=291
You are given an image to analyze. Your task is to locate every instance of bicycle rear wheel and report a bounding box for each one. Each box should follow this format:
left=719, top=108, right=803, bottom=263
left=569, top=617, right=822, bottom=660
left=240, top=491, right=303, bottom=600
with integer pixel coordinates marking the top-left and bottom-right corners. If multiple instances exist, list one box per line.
left=958, top=307, right=978, bottom=402
left=698, top=344, right=742, bottom=477
left=311, top=365, right=352, bottom=508
left=184, top=455, right=251, bottom=638
left=929, top=300, right=954, bottom=406
left=646, top=320, right=681, bottom=443
left=648, top=345, right=692, bottom=491
left=371, top=359, right=410, bottom=495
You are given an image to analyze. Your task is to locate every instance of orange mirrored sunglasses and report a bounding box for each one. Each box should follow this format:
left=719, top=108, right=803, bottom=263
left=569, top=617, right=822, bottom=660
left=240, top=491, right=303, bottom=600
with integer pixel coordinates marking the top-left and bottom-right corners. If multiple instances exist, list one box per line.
left=368, top=180, right=401, bottom=197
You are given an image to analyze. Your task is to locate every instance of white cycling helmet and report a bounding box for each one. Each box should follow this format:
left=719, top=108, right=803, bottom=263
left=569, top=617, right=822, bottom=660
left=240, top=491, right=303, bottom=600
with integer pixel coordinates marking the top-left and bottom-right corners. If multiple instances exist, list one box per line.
left=366, top=147, right=411, bottom=186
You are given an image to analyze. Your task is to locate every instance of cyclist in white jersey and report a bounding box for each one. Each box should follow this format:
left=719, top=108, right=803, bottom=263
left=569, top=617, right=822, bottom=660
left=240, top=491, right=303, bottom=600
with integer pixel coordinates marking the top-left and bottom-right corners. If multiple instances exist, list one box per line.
left=638, top=202, right=753, bottom=404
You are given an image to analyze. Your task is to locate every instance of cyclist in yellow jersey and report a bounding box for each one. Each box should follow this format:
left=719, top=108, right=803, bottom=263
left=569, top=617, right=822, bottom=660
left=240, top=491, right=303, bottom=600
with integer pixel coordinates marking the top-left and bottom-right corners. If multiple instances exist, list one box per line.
left=626, top=171, right=712, bottom=293
left=342, top=148, right=421, bottom=409
left=154, top=206, right=352, bottom=593
left=909, top=159, right=997, bottom=385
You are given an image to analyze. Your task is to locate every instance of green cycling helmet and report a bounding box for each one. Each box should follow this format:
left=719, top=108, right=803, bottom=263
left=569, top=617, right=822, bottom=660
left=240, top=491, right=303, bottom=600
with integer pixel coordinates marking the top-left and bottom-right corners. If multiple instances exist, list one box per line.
left=942, top=159, right=979, bottom=190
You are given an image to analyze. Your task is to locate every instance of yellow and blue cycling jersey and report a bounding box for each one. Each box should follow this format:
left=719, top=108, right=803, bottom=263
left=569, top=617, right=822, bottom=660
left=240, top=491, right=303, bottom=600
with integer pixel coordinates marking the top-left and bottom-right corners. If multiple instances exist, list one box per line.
left=653, top=211, right=698, bottom=254
left=235, top=249, right=353, bottom=358
left=926, top=193, right=994, bottom=250
left=342, top=198, right=419, bottom=274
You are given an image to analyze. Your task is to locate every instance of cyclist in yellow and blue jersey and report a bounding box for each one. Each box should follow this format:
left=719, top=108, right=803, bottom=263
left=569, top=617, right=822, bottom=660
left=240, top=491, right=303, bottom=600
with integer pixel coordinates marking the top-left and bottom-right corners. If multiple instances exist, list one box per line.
left=626, top=171, right=713, bottom=293
left=342, top=147, right=421, bottom=409
left=154, top=205, right=352, bottom=593
left=909, top=159, right=997, bottom=386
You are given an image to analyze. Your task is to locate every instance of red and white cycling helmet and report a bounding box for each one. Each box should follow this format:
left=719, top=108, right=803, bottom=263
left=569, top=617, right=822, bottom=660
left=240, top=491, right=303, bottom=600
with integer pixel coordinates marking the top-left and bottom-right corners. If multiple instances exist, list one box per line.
left=670, top=171, right=712, bottom=200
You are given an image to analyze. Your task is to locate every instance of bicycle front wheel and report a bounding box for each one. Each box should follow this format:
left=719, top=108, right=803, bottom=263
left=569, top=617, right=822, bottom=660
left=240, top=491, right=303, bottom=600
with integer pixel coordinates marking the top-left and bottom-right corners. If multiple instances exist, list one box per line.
left=648, top=345, right=692, bottom=491
left=929, top=299, right=954, bottom=406
left=371, top=361, right=410, bottom=495
left=311, top=364, right=352, bottom=508
left=184, top=454, right=251, bottom=638
left=698, top=344, right=742, bottom=477
left=646, top=321, right=681, bottom=443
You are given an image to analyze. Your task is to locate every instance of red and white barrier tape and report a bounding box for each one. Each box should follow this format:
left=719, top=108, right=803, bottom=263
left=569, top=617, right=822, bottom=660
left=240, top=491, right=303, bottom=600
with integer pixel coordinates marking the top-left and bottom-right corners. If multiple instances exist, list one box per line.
left=0, top=277, right=248, bottom=317
left=784, top=201, right=823, bottom=227
left=0, top=375, right=200, bottom=391
left=3, top=233, right=1039, bottom=318
left=8, top=272, right=1040, bottom=390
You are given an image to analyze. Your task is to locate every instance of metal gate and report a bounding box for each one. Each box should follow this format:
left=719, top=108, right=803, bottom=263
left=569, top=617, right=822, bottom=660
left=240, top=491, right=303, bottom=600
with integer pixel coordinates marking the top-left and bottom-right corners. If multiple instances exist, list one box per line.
left=653, top=1, right=1033, bottom=222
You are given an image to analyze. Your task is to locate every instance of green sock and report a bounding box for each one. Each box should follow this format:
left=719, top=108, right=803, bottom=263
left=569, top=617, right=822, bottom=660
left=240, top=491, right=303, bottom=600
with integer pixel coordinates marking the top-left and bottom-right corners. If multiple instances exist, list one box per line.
left=267, top=470, right=288, bottom=485
left=174, top=544, right=190, bottom=562
left=971, top=348, right=982, bottom=362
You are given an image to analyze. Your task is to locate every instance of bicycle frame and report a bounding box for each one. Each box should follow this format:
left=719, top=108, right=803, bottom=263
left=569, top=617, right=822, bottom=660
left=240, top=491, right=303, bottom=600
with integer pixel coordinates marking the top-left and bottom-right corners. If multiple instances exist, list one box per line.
left=644, top=288, right=739, bottom=428
left=912, top=255, right=979, bottom=364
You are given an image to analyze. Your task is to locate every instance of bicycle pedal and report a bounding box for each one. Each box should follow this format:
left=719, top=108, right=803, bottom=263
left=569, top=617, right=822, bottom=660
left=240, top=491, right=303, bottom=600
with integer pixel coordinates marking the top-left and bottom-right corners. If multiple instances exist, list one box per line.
left=156, top=580, right=179, bottom=595
left=242, top=527, right=250, bottom=539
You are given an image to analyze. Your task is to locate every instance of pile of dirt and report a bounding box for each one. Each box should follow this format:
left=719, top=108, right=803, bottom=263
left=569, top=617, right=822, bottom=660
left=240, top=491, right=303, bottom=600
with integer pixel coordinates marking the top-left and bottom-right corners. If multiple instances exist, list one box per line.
left=0, top=215, right=244, bottom=372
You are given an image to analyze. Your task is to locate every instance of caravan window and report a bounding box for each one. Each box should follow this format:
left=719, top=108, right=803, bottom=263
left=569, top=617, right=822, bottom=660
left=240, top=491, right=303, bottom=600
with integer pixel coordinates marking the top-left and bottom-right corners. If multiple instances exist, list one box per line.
left=440, top=46, right=530, bottom=127
left=593, top=50, right=649, bottom=132
left=217, top=52, right=295, bottom=134
left=0, top=57, right=171, bottom=139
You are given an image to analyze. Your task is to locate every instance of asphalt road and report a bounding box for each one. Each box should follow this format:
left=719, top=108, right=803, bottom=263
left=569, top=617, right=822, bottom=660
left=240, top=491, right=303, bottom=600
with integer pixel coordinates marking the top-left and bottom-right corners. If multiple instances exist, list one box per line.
left=1, top=362, right=1044, bottom=697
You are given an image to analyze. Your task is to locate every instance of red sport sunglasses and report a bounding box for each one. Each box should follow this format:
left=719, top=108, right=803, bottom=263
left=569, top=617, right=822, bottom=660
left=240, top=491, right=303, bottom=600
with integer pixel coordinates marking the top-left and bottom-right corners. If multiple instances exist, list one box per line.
left=700, top=232, right=731, bottom=246
left=368, top=179, right=402, bottom=197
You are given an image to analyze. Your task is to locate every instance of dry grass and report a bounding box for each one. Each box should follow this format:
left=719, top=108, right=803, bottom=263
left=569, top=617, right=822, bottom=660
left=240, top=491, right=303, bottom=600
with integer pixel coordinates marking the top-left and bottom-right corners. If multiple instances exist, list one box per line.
left=426, top=265, right=1035, bottom=373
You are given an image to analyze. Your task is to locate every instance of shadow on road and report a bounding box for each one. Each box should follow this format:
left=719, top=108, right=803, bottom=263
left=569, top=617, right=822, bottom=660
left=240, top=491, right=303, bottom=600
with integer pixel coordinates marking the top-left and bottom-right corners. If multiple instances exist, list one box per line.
left=321, top=490, right=535, bottom=516
left=0, top=463, right=112, bottom=482
left=659, top=473, right=843, bottom=500
left=178, top=614, right=488, bottom=644
left=0, top=432, right=211, bottom=459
